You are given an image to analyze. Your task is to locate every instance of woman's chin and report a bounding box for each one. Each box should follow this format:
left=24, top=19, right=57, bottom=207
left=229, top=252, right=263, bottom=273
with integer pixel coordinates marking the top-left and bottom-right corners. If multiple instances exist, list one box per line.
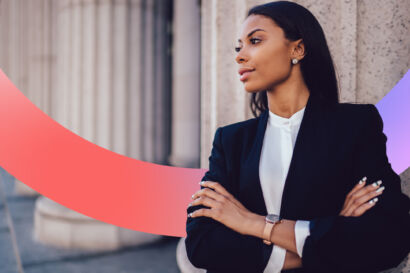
left=243, top=82, right=263, bottom=93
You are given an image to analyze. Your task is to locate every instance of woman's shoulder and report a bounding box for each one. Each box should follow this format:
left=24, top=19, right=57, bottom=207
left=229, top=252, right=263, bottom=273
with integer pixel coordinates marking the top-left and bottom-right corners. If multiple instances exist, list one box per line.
left=218, top=115, right=260, bottom=139
left=331, top=102, right=380, bottom=124
left=214, top=116, right=262, bottom=157
left=333, top=102, right=376, bottom=115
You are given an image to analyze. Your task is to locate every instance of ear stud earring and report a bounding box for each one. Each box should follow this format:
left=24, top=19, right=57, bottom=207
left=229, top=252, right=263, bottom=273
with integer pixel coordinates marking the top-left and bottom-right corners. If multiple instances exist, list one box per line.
left=292, top=58, right=299, bottom=65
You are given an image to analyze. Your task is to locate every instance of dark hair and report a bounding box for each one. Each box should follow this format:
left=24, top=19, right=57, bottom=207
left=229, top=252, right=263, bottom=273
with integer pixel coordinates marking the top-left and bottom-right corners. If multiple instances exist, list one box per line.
left=247, top=1, right=339, bottom=117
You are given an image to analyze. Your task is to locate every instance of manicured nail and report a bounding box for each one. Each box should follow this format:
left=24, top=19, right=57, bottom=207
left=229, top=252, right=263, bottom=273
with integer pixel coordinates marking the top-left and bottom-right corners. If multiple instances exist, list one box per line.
left=372, top=182, right=379, bottom=187
left=376, top=186, right=385, bottom=193
left=369, top=197, right=378, bottom=204
left=191, top=194, right=195, bottom=199
left=188, top=213, right=192, bottom=217
left=199, top=181, right=205, bottom=186
left=376, top=180, right=382, bottom=186
left=188, top=202, right=192, bottom=207
left=359, top=177, right=366, bottom=184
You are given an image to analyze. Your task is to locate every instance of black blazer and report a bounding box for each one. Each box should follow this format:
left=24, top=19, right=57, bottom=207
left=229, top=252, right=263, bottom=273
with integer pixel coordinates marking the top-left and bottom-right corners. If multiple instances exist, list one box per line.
left=185, top=94, right=410, bottom=273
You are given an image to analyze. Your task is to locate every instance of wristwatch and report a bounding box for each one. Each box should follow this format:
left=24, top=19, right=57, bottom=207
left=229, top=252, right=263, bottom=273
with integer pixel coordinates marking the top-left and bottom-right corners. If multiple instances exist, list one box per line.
left=263, top=214, right=283, bottom=245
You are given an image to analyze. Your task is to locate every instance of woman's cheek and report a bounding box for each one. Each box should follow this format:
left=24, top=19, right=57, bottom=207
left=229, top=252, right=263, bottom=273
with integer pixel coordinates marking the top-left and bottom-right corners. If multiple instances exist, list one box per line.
left=267, top=61, right=291, bottom=84
left=257, top=68, right=282, bottom=90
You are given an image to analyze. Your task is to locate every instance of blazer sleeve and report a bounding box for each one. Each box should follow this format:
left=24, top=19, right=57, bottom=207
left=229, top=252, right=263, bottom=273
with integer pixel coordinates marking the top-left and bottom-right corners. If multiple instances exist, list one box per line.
left=185, top=127, right=270, bottom=272
left=301, top=104, right=410, bottom=273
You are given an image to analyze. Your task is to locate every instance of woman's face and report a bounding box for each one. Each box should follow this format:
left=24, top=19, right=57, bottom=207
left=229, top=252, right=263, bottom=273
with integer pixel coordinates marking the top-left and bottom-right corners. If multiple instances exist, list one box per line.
left=235, top=14, right=297, bottom=93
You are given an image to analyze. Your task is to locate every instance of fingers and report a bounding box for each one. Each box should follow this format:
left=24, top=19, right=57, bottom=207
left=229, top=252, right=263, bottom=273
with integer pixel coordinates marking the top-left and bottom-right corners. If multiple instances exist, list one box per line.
left=341, top=178, right=385, bottom=217
left=348, top=177, right=367, bottom=197
left=198, top=181, right=246, bottom=209
left=343, top=177, right=367, bottom=208
left=353, top=180, right=382, bottom=201
left=188, top=208, right=212, bottom=219
left=351, top=197, right=379, bottom=217
left=343, top=179, right=382, bottom=215
left=199, top=181, right=232, bottom=198
left=188, top=195, right=219, bottom=210
left=352, top=185, right=384, bottom=210
left=187, top=192, right=223, bottom=220
left=187, top=188, right=222, bottom=219
left=191, top=187, right=225, bottom=203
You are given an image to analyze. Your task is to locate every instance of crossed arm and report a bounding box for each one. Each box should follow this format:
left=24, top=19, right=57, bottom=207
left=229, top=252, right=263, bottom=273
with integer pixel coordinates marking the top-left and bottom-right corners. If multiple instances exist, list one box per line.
left=188, top=176, right=384, bottom=270
left=186, top=105, right=410, bottom=272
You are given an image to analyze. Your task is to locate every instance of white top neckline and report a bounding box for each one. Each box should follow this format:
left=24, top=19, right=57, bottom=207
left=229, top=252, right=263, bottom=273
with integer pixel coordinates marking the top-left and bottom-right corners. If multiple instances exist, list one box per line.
left=268, top=106, right=306, bottom=128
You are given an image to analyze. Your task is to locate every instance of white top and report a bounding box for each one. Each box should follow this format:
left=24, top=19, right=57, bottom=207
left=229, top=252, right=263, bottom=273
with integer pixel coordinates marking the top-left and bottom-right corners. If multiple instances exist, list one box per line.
left=259, top=106, right=311, bottom=273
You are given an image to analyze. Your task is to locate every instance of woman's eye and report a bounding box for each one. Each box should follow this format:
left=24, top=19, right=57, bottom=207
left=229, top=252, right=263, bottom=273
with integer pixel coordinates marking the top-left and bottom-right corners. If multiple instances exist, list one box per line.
left=250, top=38, right=261, bottom=44
left=234, top=38, right=261, bottom=52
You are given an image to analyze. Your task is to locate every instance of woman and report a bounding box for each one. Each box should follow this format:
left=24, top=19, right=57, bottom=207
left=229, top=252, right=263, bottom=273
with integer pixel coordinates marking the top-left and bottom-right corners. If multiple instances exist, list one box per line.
left=185, top=1, right=410, bottom=273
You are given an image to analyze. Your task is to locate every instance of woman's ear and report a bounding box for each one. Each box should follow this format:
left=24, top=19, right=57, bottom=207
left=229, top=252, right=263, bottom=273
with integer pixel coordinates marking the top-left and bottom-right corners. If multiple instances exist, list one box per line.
left=291, top=39, right=306, bottom=60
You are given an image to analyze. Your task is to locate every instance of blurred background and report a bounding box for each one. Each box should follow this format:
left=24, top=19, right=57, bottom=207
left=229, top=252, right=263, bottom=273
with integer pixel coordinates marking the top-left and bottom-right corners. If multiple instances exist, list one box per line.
left=0, top=0, right=409, bottom=272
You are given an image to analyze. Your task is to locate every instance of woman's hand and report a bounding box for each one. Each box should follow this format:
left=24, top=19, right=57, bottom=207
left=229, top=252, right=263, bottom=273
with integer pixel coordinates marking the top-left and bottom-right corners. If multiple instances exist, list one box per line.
left=188, top=181, right=256, bottom=235
left=339, top=176, right=385, bottom=217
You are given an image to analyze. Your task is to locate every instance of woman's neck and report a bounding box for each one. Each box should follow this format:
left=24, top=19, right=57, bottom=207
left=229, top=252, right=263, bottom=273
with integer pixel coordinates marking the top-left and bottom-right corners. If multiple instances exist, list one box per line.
left=266, top=78, right=310, bottom=119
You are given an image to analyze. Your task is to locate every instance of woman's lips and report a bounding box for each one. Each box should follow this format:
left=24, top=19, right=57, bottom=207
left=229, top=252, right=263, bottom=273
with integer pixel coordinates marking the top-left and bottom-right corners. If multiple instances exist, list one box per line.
left=240, top=71, right=253, bottom=81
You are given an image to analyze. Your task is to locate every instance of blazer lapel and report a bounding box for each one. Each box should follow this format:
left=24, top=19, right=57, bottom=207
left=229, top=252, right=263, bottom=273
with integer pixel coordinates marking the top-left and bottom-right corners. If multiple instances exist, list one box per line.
left=240, top=94, right=328, bottom=219
left=279, top=94, right=330, bottom=219
left=240, top=108, right=269, bottom=216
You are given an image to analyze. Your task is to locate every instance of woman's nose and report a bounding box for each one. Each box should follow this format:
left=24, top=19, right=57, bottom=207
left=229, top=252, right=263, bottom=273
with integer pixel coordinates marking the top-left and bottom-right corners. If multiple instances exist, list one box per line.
left=235, top=50, right=248, bottom=64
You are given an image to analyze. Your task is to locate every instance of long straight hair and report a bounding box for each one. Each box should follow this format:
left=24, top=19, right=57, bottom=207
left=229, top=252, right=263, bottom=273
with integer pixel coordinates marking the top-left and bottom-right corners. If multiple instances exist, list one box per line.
left=247, top=1, right=339, bottom=117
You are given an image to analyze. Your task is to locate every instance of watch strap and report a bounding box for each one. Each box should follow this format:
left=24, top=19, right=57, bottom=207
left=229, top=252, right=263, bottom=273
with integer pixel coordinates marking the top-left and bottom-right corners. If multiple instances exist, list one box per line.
left=262, top=219, right=283, bottom=245
left=263, top=222, right=274, bottom=245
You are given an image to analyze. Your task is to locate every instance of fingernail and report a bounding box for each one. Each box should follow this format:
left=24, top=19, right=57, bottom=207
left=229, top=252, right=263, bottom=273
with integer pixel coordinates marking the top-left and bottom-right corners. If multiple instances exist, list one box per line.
left=372, top=182, right=379, bottom=187
left=376, top=186, right=385, bottom=193
left=359, top=177, right=366, bottom=184
left=188, top=202, right=192, bottom=207
left=188, top=213, right=192, bottom=218
left=191, top=194, right=195, bottom=199
left=369, top=197, right=378, bottom=204
left=376, top=180, right=382, bottom=186
left=199, top=181, right=205, bottom=186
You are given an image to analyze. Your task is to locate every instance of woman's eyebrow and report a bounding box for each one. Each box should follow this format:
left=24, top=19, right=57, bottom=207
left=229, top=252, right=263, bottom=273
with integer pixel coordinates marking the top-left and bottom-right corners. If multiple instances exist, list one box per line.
left=237, top=28, right=266, bottom=42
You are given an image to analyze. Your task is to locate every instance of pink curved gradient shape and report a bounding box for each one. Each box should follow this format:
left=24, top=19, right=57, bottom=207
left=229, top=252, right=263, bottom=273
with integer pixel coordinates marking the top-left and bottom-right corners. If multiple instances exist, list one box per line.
left=0, top=69, right=204, bottom=238
left=0, top=69, right=409, bottom=239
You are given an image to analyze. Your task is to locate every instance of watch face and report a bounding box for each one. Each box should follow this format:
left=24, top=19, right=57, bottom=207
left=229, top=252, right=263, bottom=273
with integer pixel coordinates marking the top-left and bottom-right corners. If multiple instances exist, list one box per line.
left=266, top=214, right=280, bottom=223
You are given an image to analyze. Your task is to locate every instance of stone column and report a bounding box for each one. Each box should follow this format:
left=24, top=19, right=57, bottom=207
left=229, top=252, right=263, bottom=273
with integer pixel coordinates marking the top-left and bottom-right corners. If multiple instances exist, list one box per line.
left=33, top=0, right=173, bottom=250
left=0, top=0, right=56, bottom=195
left=200, top=0, right=251, bottom=168
left=169, top=0, right=201, bottom=169
left=172, top=0, right=202, bottom=271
